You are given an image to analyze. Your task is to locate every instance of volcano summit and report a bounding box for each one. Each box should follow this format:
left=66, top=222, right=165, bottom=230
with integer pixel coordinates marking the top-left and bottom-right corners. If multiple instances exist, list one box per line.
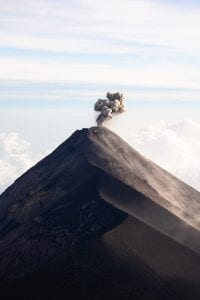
left=0, top=127, right=200, bottom=299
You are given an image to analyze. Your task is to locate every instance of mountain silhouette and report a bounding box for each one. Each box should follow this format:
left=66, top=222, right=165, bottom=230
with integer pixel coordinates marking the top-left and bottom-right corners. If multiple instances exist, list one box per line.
left=0, top=126, right=200, bottom=299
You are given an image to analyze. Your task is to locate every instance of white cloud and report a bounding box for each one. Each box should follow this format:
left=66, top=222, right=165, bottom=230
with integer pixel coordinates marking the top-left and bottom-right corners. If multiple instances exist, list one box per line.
left=1, top=0, right=200, bottom=56
left=1, top=57, right=200, bottom=91
left=0, top=132, right=39, bottom=194
left=114, top=119, right=200, bottom=191
left=0, top=33, right=133, bottom=54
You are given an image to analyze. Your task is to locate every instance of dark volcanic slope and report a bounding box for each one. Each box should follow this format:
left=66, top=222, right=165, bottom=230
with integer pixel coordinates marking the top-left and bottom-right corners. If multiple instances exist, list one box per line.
left=0, top=126, right=200, bottom=299
left=0, top=128, right=126, bottom=280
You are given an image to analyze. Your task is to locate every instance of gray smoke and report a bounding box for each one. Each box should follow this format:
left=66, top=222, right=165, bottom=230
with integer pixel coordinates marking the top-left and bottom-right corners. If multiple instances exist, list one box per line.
left=94, top=92, right=126, bottom=126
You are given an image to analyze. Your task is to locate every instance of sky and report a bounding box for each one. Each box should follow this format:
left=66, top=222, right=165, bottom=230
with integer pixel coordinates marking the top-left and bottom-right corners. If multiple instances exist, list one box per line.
left=0, top=0, right=200, bottom=193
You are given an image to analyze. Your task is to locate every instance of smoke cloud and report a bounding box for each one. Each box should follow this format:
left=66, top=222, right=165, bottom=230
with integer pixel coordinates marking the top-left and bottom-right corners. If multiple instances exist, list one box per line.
left=94, top=92, right=125, bottom=126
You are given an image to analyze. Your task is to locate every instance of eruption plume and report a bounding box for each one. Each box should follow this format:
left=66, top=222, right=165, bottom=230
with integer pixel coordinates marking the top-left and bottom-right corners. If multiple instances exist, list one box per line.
left=94, top=92, right=126, bottom=126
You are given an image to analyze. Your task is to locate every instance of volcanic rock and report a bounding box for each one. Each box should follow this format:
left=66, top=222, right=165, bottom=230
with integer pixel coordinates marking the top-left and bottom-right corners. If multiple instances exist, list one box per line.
left=0, top=126, right=200, bottom=299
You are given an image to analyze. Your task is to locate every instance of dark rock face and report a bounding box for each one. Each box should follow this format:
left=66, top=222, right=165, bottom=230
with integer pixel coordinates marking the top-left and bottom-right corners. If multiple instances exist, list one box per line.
left=0, top=126, right=200, bottom=299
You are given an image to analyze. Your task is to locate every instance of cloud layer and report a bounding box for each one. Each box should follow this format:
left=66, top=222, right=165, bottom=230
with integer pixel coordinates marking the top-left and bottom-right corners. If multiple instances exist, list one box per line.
left=120, top=119, right=200, bottom=191
left=1, top=0, right=200, bottom=104
left=0, top=132, right=38, bottom=194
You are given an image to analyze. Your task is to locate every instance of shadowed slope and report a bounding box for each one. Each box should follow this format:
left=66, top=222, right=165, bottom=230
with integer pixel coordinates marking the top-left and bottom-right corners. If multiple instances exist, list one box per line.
left=0, top=128, right=126, bottom=280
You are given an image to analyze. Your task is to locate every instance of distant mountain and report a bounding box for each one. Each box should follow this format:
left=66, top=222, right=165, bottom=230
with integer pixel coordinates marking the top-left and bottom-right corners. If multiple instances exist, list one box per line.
left=0, top=127, right=200, bottom=299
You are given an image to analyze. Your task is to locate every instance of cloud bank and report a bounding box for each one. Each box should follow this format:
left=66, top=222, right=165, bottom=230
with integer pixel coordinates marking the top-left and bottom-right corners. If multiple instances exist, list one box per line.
left=0, top=132, right=39, bottom=194
left=125, top=119, right=200, bottom=191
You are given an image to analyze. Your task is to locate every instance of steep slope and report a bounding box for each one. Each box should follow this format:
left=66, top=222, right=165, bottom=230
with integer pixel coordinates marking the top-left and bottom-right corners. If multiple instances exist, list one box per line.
left=0, top=128, right=126, bottom=280
left=86, top=127, right=200, bottom=230
left=0, top=126, right=200, bottom=299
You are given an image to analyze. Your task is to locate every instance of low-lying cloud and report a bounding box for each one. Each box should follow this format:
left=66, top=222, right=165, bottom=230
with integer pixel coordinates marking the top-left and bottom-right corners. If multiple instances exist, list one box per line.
left=125, top=119, right=200, bottom=191
left=0, top=132, right=38, bottom=194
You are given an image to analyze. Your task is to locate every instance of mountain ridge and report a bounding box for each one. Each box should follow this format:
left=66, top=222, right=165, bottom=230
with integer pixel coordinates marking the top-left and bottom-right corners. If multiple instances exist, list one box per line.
left=0, top=126, right=200, bottom=299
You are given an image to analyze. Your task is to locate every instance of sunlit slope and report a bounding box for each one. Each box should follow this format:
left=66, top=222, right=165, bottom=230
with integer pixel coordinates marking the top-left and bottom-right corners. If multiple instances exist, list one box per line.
left=86, top=127, right=200, bottom=231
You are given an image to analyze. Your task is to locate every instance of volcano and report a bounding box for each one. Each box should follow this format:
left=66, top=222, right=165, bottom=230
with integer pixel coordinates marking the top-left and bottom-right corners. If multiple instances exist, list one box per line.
left=0, top=127, right=200, bottom=299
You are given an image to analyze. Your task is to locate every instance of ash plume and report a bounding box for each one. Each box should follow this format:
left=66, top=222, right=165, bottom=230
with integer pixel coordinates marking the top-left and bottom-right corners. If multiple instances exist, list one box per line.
left=94, top=92, right=126, bottom=126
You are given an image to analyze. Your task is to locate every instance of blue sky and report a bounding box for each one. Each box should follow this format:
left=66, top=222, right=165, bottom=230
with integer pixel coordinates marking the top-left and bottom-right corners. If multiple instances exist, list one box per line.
left=0, top=0, right=200, bottom=193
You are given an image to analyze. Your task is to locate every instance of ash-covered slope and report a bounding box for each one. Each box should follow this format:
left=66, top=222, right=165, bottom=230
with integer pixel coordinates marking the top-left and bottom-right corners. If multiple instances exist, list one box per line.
left=0, top=126, right=200, bottom=299
left=86, top=127, right=200, bottom=229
